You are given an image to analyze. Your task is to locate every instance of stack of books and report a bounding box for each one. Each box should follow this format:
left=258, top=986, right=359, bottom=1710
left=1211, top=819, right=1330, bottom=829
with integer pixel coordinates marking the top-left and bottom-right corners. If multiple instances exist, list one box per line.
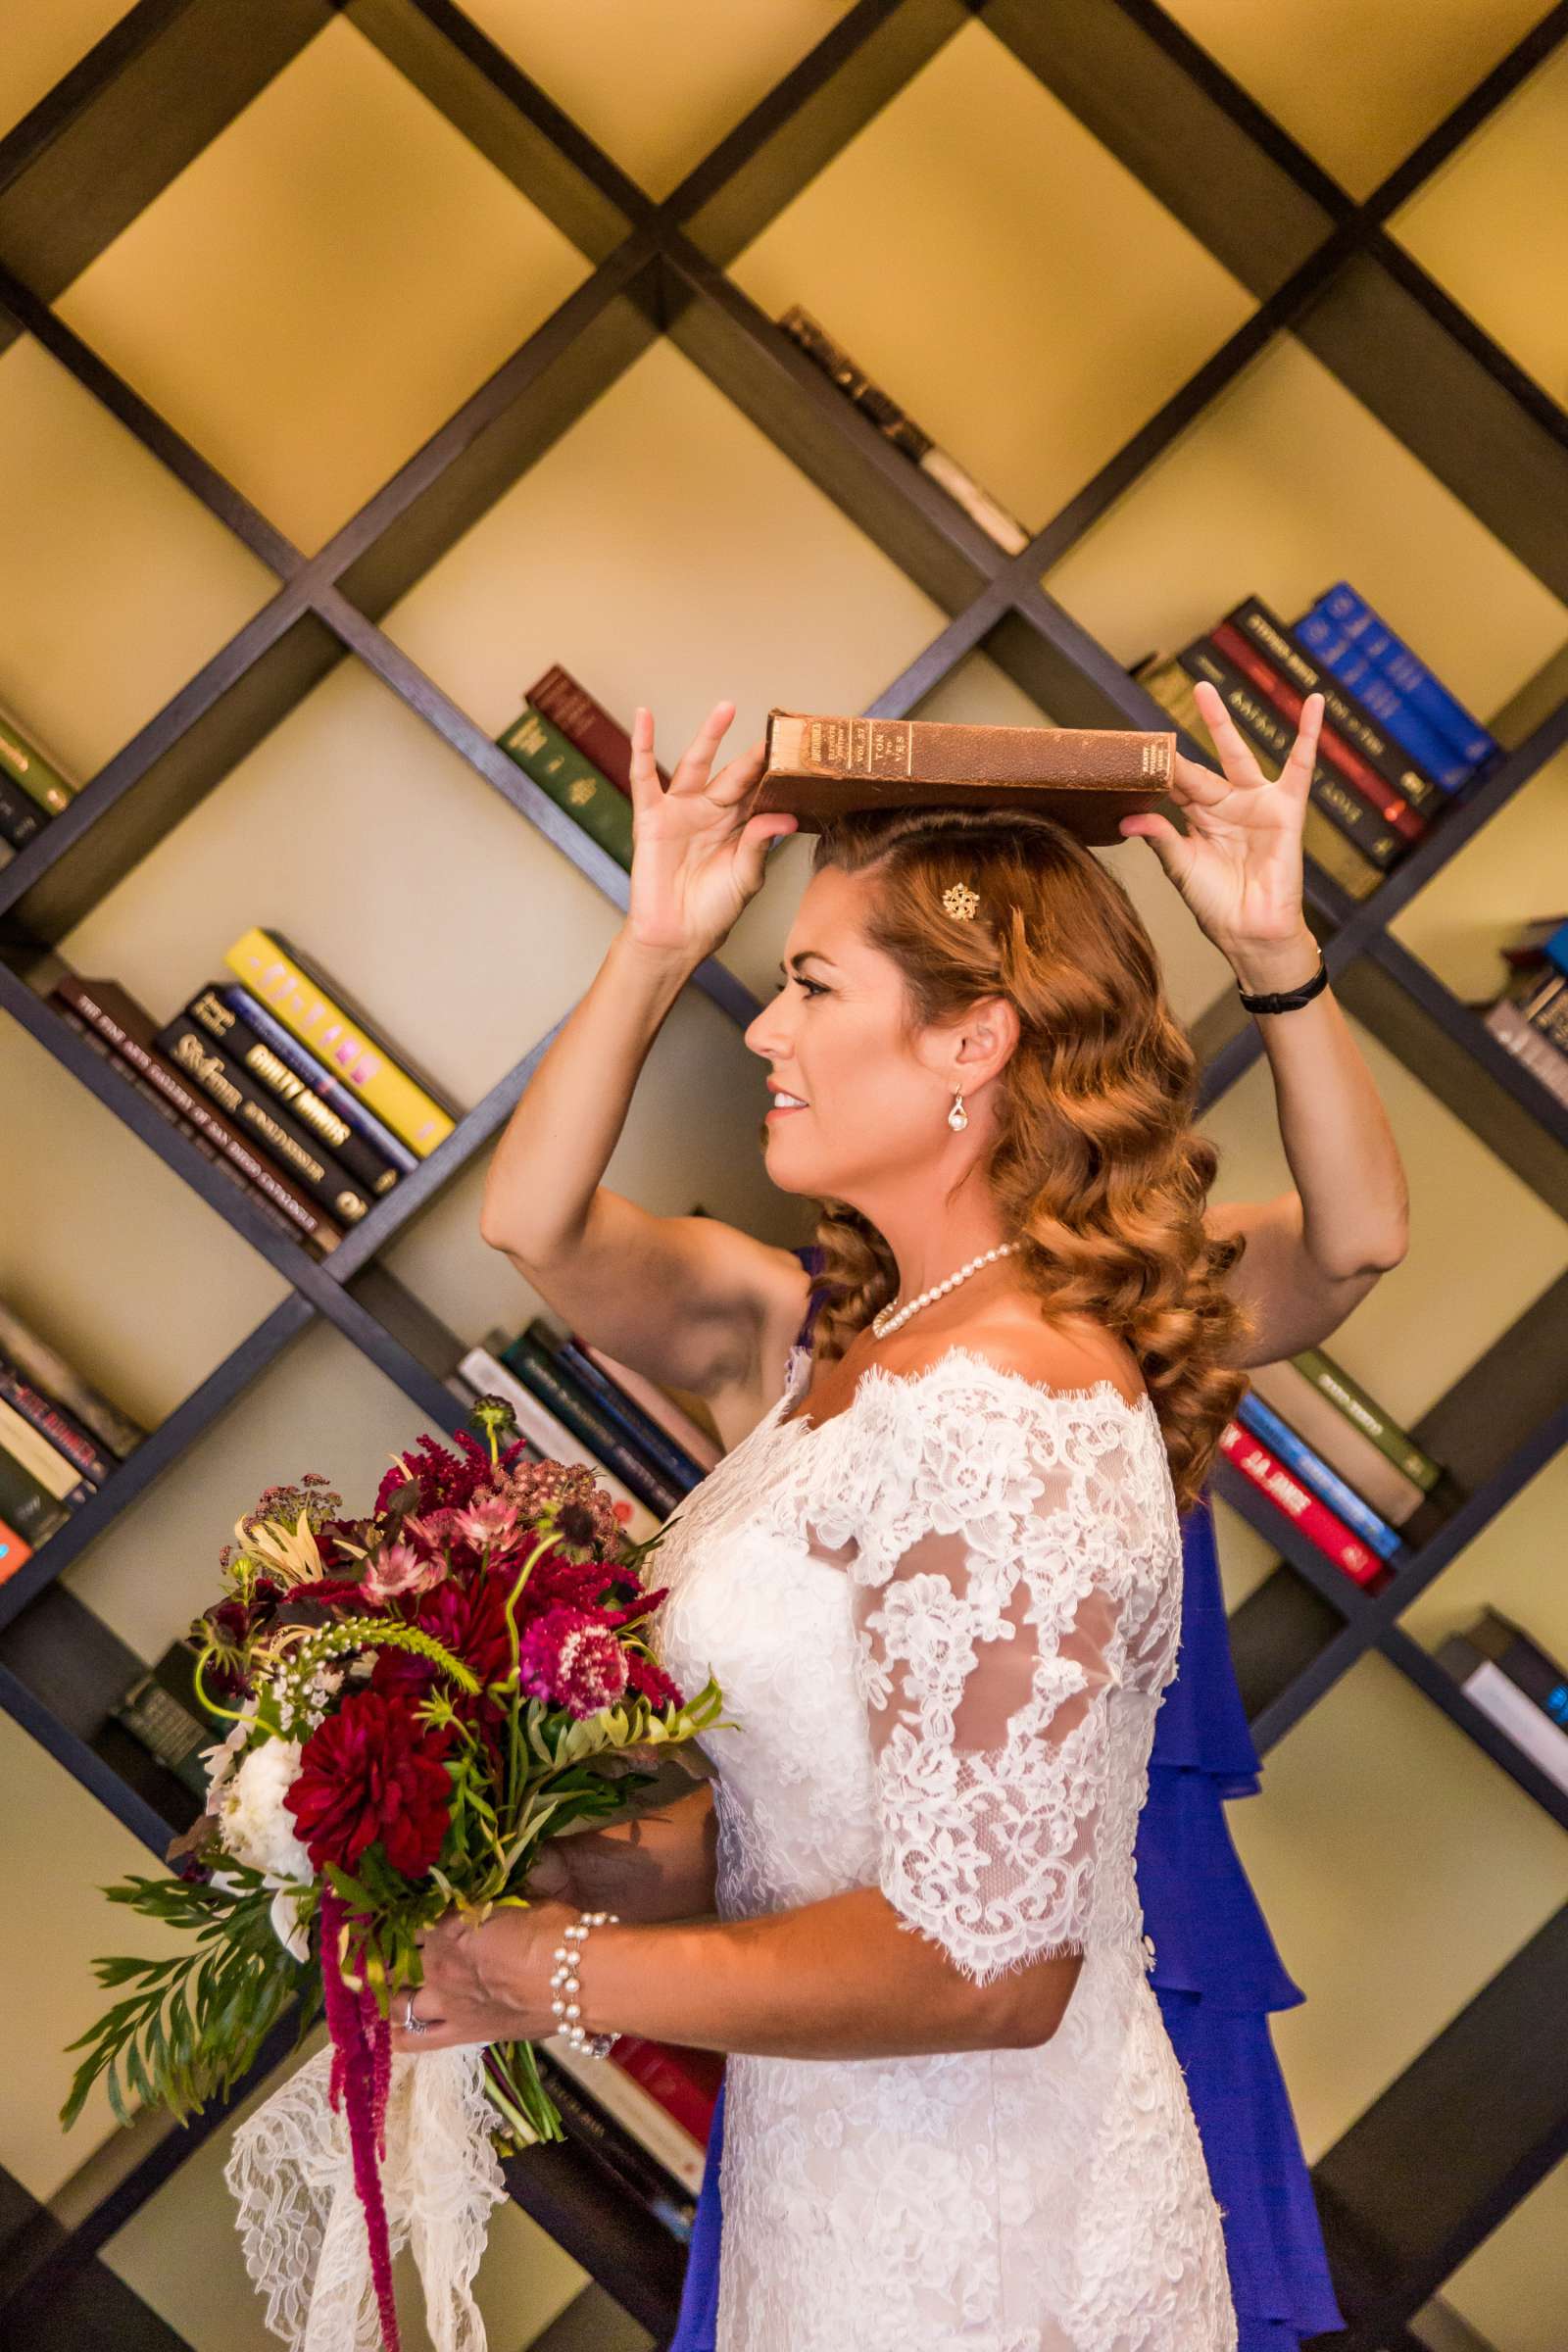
left=0, top=699, right=79, bottom=870
left=452, top=1313, right=723, bottom=1546
left=0, top=1298, right=147, bottom=1582
left=50, top=929, right=461, bottom=1257
left=1437, top=1607, right=1568, bottom=1797
left=1219, top=1345, right=1464, bottom=1591
left=1473, top=912, right=1568, bottom=1115
left=1136, top=583, right=1499, bottom=903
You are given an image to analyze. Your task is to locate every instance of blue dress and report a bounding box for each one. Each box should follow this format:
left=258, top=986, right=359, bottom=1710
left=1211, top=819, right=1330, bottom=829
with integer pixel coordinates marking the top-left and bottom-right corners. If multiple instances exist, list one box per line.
left=669, top=1247, right=1346, bottom=2352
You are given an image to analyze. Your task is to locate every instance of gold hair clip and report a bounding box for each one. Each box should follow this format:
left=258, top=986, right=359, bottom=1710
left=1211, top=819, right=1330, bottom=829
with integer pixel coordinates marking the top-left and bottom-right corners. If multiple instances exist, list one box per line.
left=943, top=881, right=980, bottom=921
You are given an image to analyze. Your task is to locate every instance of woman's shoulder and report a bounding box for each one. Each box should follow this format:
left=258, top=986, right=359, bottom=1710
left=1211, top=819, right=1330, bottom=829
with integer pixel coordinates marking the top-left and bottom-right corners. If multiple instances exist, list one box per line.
left=882, top=1304, right=1148, bottom=1418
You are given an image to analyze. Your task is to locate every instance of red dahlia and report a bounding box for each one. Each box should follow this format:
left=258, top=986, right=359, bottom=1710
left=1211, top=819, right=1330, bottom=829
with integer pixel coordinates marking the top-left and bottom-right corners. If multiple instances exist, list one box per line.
left=284, top=1689, right=455, bottom=1880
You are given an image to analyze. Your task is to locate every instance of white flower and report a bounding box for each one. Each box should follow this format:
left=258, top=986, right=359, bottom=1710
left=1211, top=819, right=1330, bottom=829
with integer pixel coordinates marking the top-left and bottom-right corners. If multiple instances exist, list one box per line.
left=200, top=1696, right=260, bottom=1799
left=215, top=1736, right=313, bottom=1885
left=269, top=1885, right=314, bottom=1964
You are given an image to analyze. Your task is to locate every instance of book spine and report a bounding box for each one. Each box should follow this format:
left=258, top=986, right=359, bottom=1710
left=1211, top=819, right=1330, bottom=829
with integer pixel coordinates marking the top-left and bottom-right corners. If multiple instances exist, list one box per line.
left=1244, top=1359, right=1429, bottom=1530
left=1312, top=582, right=1496, bottom=764
left=525, top=665, right=671, bottom=797
left=530, top=2046, right=698, bottom=2227
left=1464, top=1609, right=1568, bottom=1724
left=0, top=1515, right=33, bottom=1586
left=546, top=1328, right=706, bottom=1493
left=1544, top=919, right=1568, bottom=980
left=1217, top=1420, right=1381, bottom=1585
left=1438, top=1643, right=1568, bottom=1795
left=0, top=1303, right=146, bottom=1462
left=54, top=978, right=345, bottom=1251
left=546, top=2036, right=706, bottom=2193
left=499, top=1334, right=685, bottom=1515
left=497, top=710, right=634, bottom=872
left=0, top=1394, right=95, bottom=1504
left=766, top=710, right=1173, bottom=790
left=0, top=703, right=74, bottom=813
left=155, top=1013, right=372, bottom=1225
left=1293, top=1346, right=1442, bottom=1488
left=574, top=1338, right=722, bottom=1473
left=0, top=1364, right=117, bottom=1486
left=607, top=2035, right=719, bottom=2146
left=0, top=1446, right=68, bottom=1544
left=221, top=930, right=457, bottom=1157
left=1233, top=1392, right=1402, bottom=1558
left=1225, top=596, right=1444, bottom=809
left=456, top=1347, right=658, bottom=1544
left=1293, top=613, right=1473, bottom=789
left=1483, top=1002, right=1568, bottom=1112
left=0, top=768, right=47, bottom=849
left=218, top=986, right=418, bottom=1177
left=1175, top=639, right=1407, bottom=865
left=187, top=989, right=404, bottom=1199
left=1206, top=616, right=1434, bottom=833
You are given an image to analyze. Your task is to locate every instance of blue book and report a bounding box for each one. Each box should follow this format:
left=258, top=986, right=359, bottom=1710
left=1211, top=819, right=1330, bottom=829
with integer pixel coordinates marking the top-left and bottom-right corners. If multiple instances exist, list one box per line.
left=220, top=984, right=419, bottom=1175
left=1544, top=920, right=1568, bottom=981
left=1234, top=1390, right=1404, bottom=1560
left=544, top=1327, right=708, bottom=1494
left=1293, top=613, right=1473, bottom=790
left=1310, top=582, right=1496, bottom=766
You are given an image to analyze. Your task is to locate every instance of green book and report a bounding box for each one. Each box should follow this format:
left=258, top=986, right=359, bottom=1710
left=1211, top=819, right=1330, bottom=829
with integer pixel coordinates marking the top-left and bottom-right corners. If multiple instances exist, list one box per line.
left=0, top=703, right=75, bottom=815
left=497, top=706, right=633, bottom=872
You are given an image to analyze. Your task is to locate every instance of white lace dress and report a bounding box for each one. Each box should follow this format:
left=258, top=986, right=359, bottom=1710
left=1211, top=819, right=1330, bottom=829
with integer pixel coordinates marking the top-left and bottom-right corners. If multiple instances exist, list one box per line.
left=648, top=1339, right=1238, bottom=2352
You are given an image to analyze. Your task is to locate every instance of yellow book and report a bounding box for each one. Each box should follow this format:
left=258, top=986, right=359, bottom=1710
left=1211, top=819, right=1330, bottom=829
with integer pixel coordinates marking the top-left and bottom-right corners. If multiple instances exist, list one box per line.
left=222, top=928, right=458, bottom=1157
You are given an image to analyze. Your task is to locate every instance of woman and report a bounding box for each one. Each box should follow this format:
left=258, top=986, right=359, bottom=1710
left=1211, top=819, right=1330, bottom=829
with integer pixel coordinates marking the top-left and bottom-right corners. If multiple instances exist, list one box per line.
left=397, top=681, right=1406, bottom=2348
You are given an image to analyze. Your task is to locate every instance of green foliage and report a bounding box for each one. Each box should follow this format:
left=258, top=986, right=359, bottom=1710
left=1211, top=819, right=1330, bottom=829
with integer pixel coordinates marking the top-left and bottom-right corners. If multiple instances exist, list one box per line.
left=61, top=1867, right=316, bottom=2132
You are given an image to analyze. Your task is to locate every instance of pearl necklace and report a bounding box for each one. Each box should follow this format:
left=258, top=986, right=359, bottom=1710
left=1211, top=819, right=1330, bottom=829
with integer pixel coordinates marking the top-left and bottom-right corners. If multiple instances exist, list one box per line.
left=871, top=1241, right=1022, bottom=1340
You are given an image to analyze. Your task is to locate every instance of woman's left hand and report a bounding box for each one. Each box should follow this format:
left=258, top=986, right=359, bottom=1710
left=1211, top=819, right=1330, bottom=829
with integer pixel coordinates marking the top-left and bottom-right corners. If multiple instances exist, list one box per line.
left=389, top=1898, right=581, bottom=2053
left=1118, top=678, right=1324, bottom=956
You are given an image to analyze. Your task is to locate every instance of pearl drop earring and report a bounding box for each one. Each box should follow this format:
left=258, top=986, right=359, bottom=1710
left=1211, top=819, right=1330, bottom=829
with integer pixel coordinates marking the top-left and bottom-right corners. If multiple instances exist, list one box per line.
left=949, top=1086, right=967, bottom=1132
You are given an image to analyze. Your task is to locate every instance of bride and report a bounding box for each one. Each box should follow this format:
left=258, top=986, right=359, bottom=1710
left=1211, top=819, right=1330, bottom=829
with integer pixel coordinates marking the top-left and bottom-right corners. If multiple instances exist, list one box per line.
left=393, top=683, right=1408, bottom=2348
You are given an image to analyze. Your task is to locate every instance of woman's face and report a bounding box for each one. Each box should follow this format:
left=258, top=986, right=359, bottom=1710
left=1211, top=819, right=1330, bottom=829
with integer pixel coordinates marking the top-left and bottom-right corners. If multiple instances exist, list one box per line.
left=743, top=866, right=1007, bottom=1206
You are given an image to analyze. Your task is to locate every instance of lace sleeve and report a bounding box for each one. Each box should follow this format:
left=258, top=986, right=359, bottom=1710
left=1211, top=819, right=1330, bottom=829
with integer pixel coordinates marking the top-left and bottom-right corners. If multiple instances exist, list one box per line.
left=831, top=1360, right=1175, bottom=1989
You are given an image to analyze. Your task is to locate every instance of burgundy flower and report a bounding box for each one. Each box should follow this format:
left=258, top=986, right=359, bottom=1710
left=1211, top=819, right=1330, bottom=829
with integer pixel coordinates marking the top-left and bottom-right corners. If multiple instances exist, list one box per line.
left=371, top=1571, right=516, bottom=1710
left=516, top=1604, right=629, bottom=1719
left=626, top=1648, right=685, bottom=1710
left=284, top=1690, right=454, bottom=1880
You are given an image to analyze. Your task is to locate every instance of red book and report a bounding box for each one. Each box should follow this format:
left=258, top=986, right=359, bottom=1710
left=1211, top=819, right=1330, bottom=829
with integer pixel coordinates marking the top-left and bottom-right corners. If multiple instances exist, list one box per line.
left=1207, top=618, right=1428, bottom=844
left=609, top=2034, right=722, bottom=2148
left=0, top=1514, right=33, bottom=1584
left=524, top=664, right=671, bottom=801
left=1217, top=1419, right=1383, bottom=1587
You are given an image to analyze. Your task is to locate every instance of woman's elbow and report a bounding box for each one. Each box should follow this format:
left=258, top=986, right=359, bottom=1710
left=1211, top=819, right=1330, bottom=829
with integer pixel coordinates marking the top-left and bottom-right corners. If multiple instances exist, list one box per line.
left=993, top=1948, right=1085, bottom=2049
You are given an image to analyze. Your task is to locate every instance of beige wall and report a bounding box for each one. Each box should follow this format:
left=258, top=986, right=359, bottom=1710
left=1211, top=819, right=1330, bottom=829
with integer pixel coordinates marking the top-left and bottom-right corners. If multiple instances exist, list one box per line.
left=4, top=7, right=1567, bottom=2346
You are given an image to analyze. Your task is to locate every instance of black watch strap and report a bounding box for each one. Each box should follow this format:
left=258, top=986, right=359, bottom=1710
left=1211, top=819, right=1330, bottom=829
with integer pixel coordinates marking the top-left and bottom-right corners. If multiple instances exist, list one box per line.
left=1236, top=949, right=1329, bottom=1016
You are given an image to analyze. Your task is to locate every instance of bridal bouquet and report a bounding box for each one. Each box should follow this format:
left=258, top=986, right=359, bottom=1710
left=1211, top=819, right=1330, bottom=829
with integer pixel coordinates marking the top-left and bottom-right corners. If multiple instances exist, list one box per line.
left=62, top=1396, right=723, bottom=2352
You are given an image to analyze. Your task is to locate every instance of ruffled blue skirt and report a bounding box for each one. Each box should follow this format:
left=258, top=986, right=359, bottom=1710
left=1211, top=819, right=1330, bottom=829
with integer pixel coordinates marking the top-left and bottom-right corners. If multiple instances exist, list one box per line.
left=668, top=1257, right=1346, bottom=2350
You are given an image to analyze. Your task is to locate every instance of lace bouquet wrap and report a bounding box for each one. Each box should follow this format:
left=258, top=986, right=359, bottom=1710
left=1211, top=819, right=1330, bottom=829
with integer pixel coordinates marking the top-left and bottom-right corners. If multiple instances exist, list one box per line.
left=61, top=1397, right=724, bottom=2352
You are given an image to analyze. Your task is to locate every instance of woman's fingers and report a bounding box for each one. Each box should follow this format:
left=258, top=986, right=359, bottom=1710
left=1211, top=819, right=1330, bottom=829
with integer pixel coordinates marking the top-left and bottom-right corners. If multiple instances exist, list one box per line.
left=1188, top=678, right=1266, bottom=790
left=665, top=699, right=738, bottom=796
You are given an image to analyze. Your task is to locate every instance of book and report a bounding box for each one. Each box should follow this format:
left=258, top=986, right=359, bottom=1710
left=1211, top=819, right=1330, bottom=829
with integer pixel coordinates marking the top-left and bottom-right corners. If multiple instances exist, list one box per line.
left=0, top=1301, right=145, bottom=1461
left=1233, top=1391, right=1403, bottom=1561
left=1309, top=581, right=1497, bottom=768
left=1216, top=1418, right=1383, bottom=1586
left=0, top=768, right=47, bottom=850
left=56, top=1004, right=323, bottom=1257
left=497, top=1330, right=686, bottom=1515
left=455, top=1345, right=661, bottom=1544
left=184, top=987, right=405, bottom=1199
left=0, top=1446, right=68, bottom=1546
left=1292, top=1345, right=1446, bottom=1492
left=111, top=1640, right=226, bottom=1801
left=216, top=984, right=418, bottom=1179
left=0, top=698, right=75, bottom=815
left=536, top=1322, right=707, bottom=1494
left=573, top=1338, right=723, bottom=1475
left=524, top=665, right=671, bottom=799
left=1244, top=1359, right=1460, bottom=1543
left=749, top=710, right=1175, bottom=840
left=0, top=1394, right=96, bottom=1506
left=1174, top=636, right=1415, bottom=867
left=0, top=1516, right=33, bottom=1586
left=1221, top=596, right=1446, bottom=812
left=0, top=1359, right=118, bottom=1487
left=549, top=2034, right=708, bottom=2194
left=497, top=709, right=634, bottom=871
left=1436, top=1621, right=1568, bottom=1797
left=53, top=977, right=347, bottom=1253
left=1482, top=998, right=1568, bottom=1114
left=778, top=304, right=1031, bottom=558
left=1458, top=1606, right=1568, bottom=1728
left=531, top=2043, right=698, bottom=2236
left=1292, top=611, right=1474, bottom=790
left=1136, top=652, right=1387, bottom=902
left=607, top=2033, right=721, bottom=2151
left=155, top=1011, right=372, bottom=1225
left=222, top=929, right=459, bottom=1158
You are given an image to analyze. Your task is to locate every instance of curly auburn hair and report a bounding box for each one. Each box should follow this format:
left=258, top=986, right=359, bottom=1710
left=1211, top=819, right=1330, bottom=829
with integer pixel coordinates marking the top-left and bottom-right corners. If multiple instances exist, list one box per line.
left=797, top=804, right=1256, bottom=1516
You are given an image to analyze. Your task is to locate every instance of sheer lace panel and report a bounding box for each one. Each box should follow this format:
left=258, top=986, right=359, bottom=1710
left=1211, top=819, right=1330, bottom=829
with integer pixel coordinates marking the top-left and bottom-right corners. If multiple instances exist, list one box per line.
left=793, top=1360, right=1178, bottom=1989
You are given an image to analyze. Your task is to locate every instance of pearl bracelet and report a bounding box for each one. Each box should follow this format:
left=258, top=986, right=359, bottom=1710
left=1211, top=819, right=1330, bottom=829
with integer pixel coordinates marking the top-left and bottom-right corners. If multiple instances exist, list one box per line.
left=550, top=1908, right=620, bottom=2057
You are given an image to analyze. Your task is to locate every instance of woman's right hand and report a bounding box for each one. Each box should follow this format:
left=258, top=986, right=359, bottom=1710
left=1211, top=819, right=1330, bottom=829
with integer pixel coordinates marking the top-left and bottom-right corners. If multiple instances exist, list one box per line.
left=623, top=699, right=800, bottom=961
